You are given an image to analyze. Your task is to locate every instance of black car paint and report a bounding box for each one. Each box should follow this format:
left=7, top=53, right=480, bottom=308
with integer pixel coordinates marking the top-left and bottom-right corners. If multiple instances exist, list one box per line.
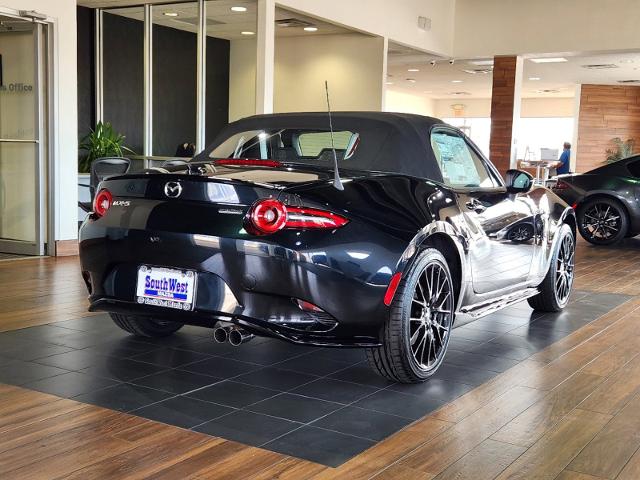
left=79, top=112, right=575, bottom=347
left=551, top=156, right=640, bottom=235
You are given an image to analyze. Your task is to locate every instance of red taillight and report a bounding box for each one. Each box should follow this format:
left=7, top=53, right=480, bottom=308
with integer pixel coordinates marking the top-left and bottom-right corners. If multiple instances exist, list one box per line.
left=384, top=272, right=402, bottom=306
left=246, top=199, right=349, bottom=235
left=248, top=199, right=287, bottom=234
left=285, top=206, right=349, bottom=229
left=93, top=189, right=112, bottom=217
left=215, top=158, right=282, bottom=168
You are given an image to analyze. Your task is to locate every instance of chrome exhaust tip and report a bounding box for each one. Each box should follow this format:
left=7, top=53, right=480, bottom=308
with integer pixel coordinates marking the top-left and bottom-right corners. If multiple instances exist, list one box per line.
left=228, top=328, right=254, bottom=346
left=213, top=326, right=230, bottom=343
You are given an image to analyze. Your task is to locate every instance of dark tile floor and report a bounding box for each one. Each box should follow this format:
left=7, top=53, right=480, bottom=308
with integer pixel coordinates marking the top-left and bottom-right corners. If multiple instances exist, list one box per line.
left=0, top=290, right=629, bottom=467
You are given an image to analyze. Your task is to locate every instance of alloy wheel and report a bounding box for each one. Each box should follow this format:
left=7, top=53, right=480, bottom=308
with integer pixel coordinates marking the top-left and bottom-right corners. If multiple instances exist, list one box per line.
left=582, top=203, right=621, bottom=241
left=555, top=233, right=575, bottom=305
left=508, top=225, right=533, bottom=242
left=409, top=262, right=454, bottom=372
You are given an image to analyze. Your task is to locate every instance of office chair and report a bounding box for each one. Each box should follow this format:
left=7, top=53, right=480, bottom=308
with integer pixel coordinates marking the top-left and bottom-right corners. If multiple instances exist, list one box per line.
left=78, top=157, right=131, bottom=213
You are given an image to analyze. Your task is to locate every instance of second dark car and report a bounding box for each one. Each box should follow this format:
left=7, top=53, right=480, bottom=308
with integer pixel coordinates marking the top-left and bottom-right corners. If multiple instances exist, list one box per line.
left=551, top=155, right=640, bottom=245
left=79, top=112, right=576, bottom=383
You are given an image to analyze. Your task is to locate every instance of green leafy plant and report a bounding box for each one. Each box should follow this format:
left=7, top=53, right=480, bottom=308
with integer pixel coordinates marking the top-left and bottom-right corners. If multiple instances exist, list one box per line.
left=605, top=137, right=635, bottom=164
left=78, top=121, right=135, bottom=173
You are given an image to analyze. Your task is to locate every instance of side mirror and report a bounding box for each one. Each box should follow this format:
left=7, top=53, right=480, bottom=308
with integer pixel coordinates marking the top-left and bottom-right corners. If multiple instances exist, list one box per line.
left=505, top=169, right=534, bottom=193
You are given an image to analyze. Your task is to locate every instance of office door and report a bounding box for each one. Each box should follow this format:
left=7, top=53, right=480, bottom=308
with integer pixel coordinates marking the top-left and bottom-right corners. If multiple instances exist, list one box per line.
left=0, top=15, right=47, bottom=255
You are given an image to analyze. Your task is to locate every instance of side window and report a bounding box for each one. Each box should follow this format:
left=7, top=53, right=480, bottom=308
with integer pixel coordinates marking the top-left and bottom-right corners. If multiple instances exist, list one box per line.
left=431, top=130, right=498, bottom=188
left=627, top=159, right=640, bottom=178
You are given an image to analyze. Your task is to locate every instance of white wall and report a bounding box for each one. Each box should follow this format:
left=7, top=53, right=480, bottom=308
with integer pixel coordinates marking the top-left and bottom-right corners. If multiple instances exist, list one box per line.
left=277, top=0, right=455, bottom=57
left=2, top=0, right=78, bottom=243
left=433, top=97, right=575, bottom=119
left=229, top=39, right=257, bottom=122
left=385, top=90, right=434, bottom=116
left=274, top=34, right=385, bottom=113
left=230, top=33, right=385, bottom=118
left=454, top=0, right=640, bottom=57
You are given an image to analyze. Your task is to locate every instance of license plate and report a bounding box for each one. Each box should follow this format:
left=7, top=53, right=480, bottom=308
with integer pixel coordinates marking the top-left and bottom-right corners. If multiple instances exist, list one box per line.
left=135, top=266, right=196, bottom=311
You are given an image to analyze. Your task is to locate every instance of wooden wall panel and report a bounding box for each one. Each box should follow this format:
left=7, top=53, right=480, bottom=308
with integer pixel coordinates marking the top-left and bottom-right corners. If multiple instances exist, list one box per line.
left=576, top=84, right=640, bottom=172
left=489, top=56, right=519, bottom=174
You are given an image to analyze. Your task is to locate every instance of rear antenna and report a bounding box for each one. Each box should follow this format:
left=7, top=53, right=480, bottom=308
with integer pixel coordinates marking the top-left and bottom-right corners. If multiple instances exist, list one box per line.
left=325, top=80, right=344, bottom=191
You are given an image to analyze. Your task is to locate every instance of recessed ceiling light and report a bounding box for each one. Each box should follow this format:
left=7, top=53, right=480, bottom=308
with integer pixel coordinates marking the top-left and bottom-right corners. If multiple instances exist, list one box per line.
left=163, top=12, right=179, bottom=17
left=230, top=6, right=247, bottom=12
left=451, top=80, right=463, bottom=83
left=529, top=77, right=541, bottom=81
left=530, top=57, right=568, bottom=63
left=303, top=26, right=318, bottom=32
left=406, top=78, right=417, bottom=83
left=619, top=59, right=634, bottom=64
left=408, top=68, right=420, bottom=72
left=241, top=31, right=255, bottom=35
left=386, top=81, right=394, bottom=85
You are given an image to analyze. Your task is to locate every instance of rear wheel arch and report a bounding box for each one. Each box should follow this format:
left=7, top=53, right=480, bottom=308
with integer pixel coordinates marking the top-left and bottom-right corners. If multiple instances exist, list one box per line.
left=576, top=194, right=630, bottom=243
left=420, top=232, right=463, bottom=310
left=578, top=193, right=630, bottom=222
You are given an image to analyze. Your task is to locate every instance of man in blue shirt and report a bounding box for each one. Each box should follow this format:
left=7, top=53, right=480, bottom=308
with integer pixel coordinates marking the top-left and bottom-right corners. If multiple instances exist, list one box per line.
left=556, top=142, right=571, bottom=175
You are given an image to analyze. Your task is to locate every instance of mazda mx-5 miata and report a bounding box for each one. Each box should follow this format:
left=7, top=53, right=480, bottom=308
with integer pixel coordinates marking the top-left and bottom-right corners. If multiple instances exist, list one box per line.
left=79, top=112, right=577, bottom=383
left=550, top=155, right=640, bottom=245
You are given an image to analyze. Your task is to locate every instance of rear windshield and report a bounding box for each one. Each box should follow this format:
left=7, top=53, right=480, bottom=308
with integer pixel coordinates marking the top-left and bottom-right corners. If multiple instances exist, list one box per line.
left=209, top=129, right=360, bottom=166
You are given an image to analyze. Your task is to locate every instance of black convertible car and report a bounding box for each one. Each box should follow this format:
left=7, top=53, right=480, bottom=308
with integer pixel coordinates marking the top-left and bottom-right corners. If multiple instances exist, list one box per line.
left=551, top=155, right=640, bottom=245
left=79, top=112, right=576, bottom=383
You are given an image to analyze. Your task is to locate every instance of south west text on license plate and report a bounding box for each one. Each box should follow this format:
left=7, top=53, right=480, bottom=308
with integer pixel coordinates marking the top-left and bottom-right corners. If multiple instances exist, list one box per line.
left=135, top=266, right=196, bottom=310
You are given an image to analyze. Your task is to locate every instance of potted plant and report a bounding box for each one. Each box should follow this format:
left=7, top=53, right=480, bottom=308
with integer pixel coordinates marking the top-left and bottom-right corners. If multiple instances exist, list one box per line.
left=78, top=121, right=135, bottom=173
left=605, top=137, right=635, bottom=164
left=78, top=122, right=135, bottom=224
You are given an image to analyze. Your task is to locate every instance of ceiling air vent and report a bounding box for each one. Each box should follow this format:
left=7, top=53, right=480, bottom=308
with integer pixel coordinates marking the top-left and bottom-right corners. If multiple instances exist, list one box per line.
left=175, top=17, right=224, bottom=27
left=581, top=64, right=619, bottom=70
left=618, top=79, right=640, bottom=84
left=275, top=18, right=314, bottom=28
left=448, top=91, right=471, bottom=96
left=462, top=68, right=493, bottom=75
left=535, top=89, right=561, bottom=94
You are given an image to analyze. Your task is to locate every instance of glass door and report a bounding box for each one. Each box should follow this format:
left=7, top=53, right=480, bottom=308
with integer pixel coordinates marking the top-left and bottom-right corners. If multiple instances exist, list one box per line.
left=0, top=15, right=47, bottom=255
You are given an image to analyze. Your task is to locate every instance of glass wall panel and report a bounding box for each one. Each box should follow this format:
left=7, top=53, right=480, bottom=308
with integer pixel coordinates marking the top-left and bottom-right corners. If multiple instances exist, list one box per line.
left=103, top=7, right=144, bottom=159
left=152, top=2, right=198, bottom=157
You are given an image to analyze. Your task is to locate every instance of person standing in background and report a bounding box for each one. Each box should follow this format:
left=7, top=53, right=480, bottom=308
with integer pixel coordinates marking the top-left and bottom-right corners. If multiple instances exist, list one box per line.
left=555, top=142, right=571, bottom=175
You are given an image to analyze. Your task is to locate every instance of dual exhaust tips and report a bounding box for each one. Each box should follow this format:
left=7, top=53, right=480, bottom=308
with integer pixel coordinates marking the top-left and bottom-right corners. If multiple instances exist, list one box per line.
left=214, top=326, right=254, bottom=346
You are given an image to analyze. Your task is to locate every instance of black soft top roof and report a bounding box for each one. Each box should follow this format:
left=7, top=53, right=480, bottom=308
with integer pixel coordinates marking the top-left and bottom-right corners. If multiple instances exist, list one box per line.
left=195, top=112, right=447, bottom=182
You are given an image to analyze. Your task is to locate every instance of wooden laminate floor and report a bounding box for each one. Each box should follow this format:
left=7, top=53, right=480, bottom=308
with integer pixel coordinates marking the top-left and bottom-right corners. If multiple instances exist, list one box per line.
left=0, top=237, right=639, bottom=479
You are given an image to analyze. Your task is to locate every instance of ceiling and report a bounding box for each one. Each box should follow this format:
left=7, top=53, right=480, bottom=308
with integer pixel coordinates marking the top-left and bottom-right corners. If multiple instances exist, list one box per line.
left=80, top=0, right=354, bottom=40
left=387, top=44, right=640, bottom=100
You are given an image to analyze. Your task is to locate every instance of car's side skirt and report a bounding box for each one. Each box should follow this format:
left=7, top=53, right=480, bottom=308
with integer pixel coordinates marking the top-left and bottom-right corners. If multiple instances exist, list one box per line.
left=454, top=287, right=540, bottom=327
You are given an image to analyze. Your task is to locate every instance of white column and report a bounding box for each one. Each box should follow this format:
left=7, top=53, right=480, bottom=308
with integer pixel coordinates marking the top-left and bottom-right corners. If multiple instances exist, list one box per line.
left=255, top=0, right=275, bottom=114
left=510, top=55, right=524, bottom=169
left=571, top=84, right=581, bottom=172
left=94, top=9, right=103, bottom=123
left=196, top=0, right=207, bottom=151
left=380, top=36, right=388, bottom=111
left=143, top=4, right=153, bottom=165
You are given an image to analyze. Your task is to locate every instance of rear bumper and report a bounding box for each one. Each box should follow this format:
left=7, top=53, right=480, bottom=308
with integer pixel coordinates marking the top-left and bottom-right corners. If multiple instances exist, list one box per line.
left=88, top=297, right=380, bottom=346
left=79, top=222, right=400, bottom=346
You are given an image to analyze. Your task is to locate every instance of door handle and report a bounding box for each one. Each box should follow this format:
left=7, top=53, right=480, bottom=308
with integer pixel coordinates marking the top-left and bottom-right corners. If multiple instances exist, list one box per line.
left=465, top=199, right=486, bottom=213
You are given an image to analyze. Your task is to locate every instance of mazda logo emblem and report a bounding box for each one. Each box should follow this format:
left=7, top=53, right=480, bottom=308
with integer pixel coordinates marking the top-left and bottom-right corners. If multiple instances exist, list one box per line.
left=164, top=181, right=182, bottom=198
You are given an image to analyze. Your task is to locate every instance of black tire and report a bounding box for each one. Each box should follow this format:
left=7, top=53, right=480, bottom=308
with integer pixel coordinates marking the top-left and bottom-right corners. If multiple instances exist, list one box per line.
left=366, top=248, right=455, bottom=383
left=577, top=197, right=628, bottom=245
left=109, top=313, right=183, bottom=337
left=528, top=224, right=575, bottom=312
